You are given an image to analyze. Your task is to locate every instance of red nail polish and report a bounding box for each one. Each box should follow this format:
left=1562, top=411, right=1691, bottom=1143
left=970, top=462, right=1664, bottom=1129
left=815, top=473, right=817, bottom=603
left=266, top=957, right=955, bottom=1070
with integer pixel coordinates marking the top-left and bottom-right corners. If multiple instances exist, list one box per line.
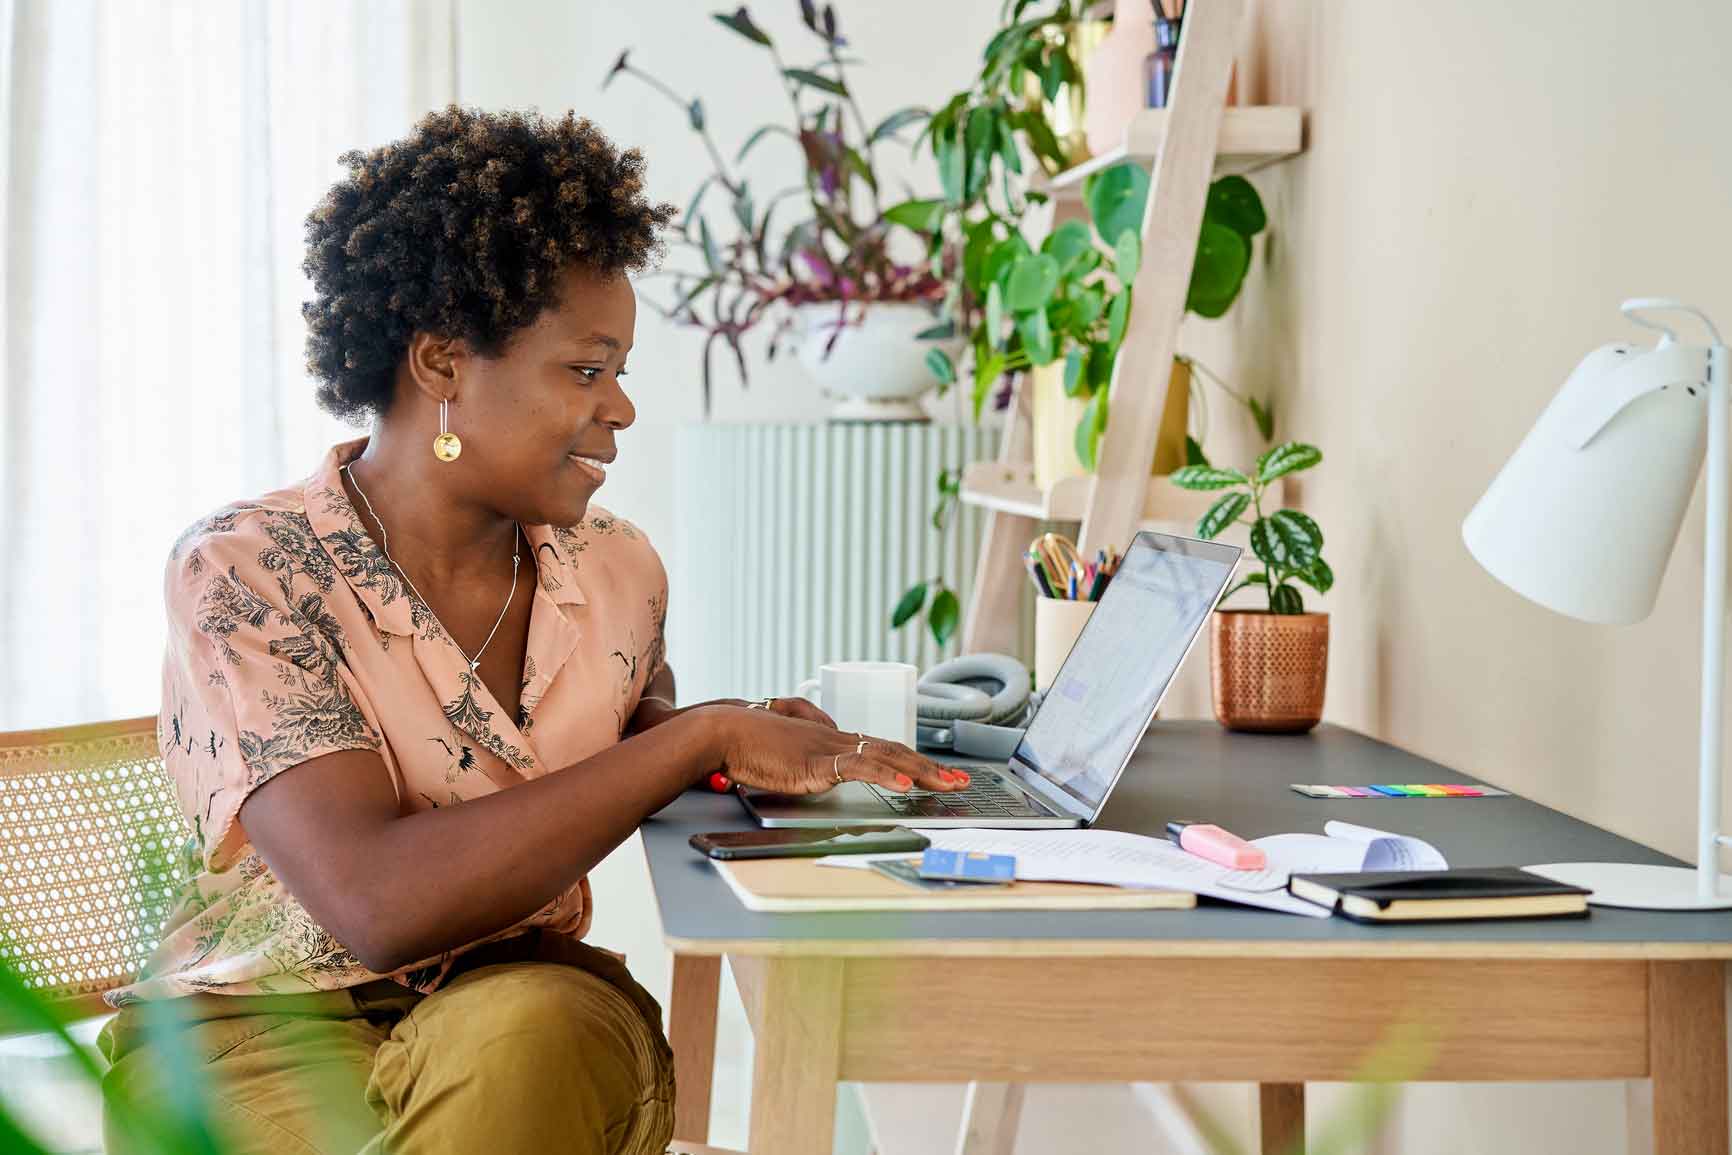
left=895, top=773, right=912, bottom=788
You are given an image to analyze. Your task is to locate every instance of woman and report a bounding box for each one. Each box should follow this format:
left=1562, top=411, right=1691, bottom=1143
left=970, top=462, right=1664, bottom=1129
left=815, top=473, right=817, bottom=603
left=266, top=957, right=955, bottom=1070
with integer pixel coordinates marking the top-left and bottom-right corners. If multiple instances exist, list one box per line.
left=98, top=105, right=968, bottom=1155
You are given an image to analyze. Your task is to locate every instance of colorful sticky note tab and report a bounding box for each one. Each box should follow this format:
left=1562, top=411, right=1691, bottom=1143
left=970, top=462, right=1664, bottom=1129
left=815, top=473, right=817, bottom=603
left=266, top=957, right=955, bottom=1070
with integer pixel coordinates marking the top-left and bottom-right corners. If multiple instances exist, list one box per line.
left=1367, top=785, right=1407, bottom=797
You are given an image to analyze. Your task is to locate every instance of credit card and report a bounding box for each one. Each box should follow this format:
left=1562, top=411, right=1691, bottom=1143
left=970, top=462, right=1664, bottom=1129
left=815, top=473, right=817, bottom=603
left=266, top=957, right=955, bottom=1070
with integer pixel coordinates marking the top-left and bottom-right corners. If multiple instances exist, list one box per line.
left=917, top=848, right=1016, bottom=883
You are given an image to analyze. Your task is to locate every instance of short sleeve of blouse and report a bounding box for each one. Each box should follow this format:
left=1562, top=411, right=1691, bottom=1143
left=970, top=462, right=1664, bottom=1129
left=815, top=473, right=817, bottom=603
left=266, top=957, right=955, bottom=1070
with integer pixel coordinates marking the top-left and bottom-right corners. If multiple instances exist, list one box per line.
left=161, top=513, right=383, bottom=872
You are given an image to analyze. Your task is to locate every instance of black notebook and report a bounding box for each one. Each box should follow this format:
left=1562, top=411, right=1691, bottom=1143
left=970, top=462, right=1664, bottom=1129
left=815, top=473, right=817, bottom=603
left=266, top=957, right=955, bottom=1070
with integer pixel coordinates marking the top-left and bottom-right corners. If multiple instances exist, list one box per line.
left=1288, top=867, right=1592, bottom=923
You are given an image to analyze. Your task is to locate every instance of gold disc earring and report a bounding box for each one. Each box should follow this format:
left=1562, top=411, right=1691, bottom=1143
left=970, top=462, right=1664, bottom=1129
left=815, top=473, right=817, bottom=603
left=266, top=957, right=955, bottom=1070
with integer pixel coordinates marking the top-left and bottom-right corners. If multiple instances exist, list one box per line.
left=432, top=397, right=462, bottom=462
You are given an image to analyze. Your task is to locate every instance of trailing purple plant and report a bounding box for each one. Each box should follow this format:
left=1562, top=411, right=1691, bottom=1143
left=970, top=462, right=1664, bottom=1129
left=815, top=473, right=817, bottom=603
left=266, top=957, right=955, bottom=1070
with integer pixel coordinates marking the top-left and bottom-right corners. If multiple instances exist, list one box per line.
left=606, top=3, right=947, bottom=416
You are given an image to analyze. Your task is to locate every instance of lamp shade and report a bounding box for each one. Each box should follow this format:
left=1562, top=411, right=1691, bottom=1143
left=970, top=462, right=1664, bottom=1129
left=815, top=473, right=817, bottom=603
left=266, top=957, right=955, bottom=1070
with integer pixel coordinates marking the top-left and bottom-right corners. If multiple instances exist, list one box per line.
left=1463, top=342, right=1709, bottom=625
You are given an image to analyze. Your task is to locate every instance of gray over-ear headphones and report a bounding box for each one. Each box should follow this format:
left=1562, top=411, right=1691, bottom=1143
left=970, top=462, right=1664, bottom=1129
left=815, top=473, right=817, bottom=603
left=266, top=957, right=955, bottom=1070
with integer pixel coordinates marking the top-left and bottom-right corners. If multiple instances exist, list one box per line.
left=915, top=652, right=1031, bottom=726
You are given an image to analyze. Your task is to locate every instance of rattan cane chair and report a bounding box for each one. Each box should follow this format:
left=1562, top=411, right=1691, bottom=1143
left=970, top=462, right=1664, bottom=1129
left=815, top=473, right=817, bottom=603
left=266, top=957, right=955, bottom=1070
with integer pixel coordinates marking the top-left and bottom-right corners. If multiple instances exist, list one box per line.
left=0, top=715, right=187, bottom=1024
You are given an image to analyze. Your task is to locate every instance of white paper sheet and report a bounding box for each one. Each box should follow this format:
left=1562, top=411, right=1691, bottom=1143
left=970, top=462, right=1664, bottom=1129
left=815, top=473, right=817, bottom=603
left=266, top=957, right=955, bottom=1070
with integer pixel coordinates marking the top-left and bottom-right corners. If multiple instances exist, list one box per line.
left=819, top=828, right=1331, bottom=918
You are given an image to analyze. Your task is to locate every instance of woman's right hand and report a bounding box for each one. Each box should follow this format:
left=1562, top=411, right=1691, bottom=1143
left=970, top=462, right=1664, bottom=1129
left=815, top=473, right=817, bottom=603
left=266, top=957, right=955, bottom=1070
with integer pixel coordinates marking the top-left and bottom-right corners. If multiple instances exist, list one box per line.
left=712, top=705, right=970, bottom=796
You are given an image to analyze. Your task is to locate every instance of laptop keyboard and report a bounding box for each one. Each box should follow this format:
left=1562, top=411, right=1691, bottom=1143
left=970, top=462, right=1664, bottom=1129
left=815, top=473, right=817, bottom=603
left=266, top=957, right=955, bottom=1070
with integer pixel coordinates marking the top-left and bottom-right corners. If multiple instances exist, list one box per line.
left=865, top=773, right=1042, bottom=818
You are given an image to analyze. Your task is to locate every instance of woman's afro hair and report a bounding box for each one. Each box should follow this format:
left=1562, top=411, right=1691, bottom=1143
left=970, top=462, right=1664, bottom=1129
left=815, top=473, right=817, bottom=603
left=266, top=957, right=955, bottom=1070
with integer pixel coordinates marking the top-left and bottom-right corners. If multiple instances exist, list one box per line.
left=301, top=105, right=675, bottom=423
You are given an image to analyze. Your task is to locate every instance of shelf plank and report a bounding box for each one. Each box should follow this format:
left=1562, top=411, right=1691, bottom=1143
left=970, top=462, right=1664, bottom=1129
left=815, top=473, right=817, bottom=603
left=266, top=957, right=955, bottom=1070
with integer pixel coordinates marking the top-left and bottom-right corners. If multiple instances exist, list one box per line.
left=1039, top=106, right=1303, bottom=194
left=959, top=461, right=1211, bottom=529
left=958, top=460, right=1279, bottom=547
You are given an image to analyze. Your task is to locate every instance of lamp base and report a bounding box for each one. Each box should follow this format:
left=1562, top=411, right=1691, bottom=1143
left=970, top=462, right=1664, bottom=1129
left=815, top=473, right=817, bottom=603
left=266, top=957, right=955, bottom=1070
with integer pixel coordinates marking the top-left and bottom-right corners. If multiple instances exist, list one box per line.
left=1525, top=861, right=1732, bottom=910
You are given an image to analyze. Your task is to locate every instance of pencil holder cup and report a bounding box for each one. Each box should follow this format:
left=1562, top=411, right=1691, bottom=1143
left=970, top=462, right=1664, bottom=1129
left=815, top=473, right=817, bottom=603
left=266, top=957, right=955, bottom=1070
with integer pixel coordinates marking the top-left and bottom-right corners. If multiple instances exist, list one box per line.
left=1034, top=596, right=1097, bottom=691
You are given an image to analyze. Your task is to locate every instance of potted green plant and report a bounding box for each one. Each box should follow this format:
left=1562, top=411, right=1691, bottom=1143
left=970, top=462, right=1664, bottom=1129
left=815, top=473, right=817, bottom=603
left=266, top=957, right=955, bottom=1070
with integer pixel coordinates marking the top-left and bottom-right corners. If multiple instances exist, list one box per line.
left=1170, top=441, right=1331, bottom=732
left=606, top=3, right=959, bottom=419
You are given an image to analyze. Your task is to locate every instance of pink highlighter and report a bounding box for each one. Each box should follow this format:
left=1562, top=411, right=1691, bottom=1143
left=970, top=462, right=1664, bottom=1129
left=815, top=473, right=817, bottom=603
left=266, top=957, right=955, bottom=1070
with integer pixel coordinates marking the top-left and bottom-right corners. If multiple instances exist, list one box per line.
left=1165, top=820, right=1267, bottom=871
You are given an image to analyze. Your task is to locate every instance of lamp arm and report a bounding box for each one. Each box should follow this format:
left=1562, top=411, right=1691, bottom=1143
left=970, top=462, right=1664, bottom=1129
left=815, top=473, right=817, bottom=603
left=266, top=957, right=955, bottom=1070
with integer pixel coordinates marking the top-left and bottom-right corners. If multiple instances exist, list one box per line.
left=1698, top=340, right=1730, bottom=897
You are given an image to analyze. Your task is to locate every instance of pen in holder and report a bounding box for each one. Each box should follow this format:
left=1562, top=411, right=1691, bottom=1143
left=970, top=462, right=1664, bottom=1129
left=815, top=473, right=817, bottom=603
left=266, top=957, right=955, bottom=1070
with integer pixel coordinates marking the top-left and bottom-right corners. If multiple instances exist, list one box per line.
left=1023, top=534, right=1121, bottom=690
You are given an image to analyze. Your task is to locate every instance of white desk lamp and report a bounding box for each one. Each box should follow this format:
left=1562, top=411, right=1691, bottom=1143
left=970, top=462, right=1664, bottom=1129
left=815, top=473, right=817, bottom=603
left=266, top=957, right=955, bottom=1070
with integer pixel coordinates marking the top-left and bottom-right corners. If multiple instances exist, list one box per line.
left=1463, top=298, right=1732, bottom=910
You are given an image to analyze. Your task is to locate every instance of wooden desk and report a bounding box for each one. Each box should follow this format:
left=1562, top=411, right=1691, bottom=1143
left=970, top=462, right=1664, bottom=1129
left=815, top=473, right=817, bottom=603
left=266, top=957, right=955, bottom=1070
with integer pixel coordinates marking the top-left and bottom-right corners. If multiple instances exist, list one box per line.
left=645, top=723, right=1732, bottom=1154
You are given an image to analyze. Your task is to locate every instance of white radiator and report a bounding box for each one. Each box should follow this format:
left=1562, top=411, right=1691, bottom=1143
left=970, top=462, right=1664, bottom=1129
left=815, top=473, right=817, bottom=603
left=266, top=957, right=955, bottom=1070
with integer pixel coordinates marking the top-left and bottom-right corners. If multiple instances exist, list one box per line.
left=671, top=422, right=1002, bottom=703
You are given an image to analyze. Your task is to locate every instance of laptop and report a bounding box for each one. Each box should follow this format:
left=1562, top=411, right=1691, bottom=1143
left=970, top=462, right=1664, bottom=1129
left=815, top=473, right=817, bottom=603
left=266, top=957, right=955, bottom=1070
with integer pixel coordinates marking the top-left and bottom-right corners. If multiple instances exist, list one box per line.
left=740, top=530, right=1243, bottom=829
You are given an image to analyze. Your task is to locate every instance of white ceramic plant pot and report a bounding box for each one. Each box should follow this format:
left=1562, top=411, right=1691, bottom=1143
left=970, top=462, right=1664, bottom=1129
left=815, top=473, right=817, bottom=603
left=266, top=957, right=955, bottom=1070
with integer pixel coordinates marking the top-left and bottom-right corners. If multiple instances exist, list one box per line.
left=795, top=301, right=960, bottom=422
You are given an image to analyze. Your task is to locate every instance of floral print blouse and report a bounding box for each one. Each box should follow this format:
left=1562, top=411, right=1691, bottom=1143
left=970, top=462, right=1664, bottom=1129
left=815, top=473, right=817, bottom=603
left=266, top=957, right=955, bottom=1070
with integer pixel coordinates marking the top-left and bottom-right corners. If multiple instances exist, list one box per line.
left=107, top=437, right=668, bottom=1005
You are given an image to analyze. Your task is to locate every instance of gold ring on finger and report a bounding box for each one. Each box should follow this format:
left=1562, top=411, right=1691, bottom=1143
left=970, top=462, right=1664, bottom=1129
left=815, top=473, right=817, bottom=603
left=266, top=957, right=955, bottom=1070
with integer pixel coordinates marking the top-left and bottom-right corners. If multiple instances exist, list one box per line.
left=855, top=739, right=868, bottom=755
left=832, top=753, right=845, bottom=784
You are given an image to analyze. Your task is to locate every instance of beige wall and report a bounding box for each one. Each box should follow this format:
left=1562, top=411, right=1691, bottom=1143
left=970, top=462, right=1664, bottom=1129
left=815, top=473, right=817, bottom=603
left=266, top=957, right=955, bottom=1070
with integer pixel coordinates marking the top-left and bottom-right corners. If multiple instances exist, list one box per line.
left=1168, top=6, right=1732, bottom=1148
left=1218, top=0, right=1732, bottom=876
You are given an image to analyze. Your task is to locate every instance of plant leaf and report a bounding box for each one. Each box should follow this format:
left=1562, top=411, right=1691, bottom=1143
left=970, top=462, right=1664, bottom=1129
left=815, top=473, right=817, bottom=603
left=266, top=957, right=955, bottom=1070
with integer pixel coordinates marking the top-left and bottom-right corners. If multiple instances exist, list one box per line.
left=1168, top=464, right=1249, bottom=491
left=1042, top=219, right=1093, bottom=272
left=1205, top=173, right=1266, bottom=237
left=925, top=347, right=956, bottom=385
left=1198, top=491, right=1250, bottom=539
left=928, top=587, right=961, bottom=647
left=713, top=7, right=773, bottom=47
left=892, top=582, right=928, bottom=628
left=683, top=175, right=717, bottom=232
left=915, top=320, right=956, bottom=340
left=1247, top=395, right=1274, bottom=442
left=1187, top=219, right=1251, bottom=317
left=983, top=232, right=1030, bottom=289
left=699, top=218, right=722, bottom=274
left=870, top=106, right=929, bottom=143
left=1017, top=308, right=1054, bottom=364
left=882, top=197, right=946, bottom=234
left=783, top=67, right=848, bottom=96
left=994, top=115, right=1022, bottom=176
left=985, top=282, right=1005, bottom=349
left=936, top=121, right=965, bottom=204
left=1076, top=387, right=1110, bottom=470
left=1113, top=231, right=1141, bottom=283
left=1185, top=434, right=1210, bottom=466
left=732, top=186, right=754, bottom=234
left=1006, top=254, right=1059, bottom=312
left=1062, top=346, right=1086, bottom=396
left=1221, top=571, right=1268, bottom=600
left=1270, top=583, right=1306, bottom=615
left=1251, top=509, right=1323, bottom=570
left=1106, top=289, right=1131, bottom=347
left=963, top=105, right=996, bottom=203
left=1295, top=556, right=1335, bottom=594
left=1085, top=161, right=1149, bottom=246
left=1071, top=284, right=1105, bottom=328
left=1086, top=340, right=1115, bottom=389
left=1255, top=440, right=1322, bottom=483
left=737, top=123, right=795, bottom=162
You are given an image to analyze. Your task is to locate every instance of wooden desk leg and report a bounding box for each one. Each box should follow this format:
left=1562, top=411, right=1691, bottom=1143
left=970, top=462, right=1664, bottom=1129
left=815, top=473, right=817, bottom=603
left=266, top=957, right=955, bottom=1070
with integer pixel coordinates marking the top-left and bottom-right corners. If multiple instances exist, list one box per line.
left=1259, top=1083, right=1304, bottom=1155
left=1649, top=960, right=1728, bottom=1155
left=747, top=957, right=844, bottom=1155
left=670, top=953, right=722, bottom=1144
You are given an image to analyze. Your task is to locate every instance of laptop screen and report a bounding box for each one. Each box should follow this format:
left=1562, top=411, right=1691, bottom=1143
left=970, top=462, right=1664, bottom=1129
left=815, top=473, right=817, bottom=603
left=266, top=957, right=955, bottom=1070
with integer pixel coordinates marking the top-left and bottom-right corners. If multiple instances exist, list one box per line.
left=1008, top=531, right=1242, bottom=817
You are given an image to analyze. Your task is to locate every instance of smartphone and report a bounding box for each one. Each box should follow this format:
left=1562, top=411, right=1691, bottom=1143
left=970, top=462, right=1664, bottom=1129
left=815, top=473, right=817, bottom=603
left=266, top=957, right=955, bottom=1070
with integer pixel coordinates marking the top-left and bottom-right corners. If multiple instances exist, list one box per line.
left=689, top=826, right=930, bottom=860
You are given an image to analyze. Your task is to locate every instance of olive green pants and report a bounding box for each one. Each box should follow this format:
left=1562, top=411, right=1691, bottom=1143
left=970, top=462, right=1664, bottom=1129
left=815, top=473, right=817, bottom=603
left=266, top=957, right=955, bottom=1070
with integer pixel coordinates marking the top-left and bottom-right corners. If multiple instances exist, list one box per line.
left=98, top=933, right=675, bottom=1155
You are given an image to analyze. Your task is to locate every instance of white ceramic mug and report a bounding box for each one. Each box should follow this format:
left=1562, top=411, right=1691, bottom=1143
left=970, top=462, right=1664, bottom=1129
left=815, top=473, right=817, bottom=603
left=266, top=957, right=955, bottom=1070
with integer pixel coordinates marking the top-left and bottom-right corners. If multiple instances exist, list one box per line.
left=795, top=661, right=918, bottom=747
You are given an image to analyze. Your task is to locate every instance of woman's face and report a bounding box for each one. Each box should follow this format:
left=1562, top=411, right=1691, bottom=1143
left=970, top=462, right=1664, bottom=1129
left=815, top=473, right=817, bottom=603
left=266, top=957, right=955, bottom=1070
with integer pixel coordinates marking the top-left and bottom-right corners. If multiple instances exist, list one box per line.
left=445, top=263, right=637, bottom=528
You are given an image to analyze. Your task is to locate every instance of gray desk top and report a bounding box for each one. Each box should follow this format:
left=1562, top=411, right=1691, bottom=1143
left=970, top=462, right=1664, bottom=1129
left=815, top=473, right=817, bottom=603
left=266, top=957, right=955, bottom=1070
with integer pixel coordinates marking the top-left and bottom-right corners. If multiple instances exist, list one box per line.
left=641, top=722, right=1732, bottom=958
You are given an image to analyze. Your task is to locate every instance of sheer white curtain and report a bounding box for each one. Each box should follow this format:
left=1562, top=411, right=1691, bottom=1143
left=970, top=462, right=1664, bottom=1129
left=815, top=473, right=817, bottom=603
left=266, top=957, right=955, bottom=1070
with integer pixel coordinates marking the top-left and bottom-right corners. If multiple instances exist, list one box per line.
left=0, top=0, right=457, bottom=729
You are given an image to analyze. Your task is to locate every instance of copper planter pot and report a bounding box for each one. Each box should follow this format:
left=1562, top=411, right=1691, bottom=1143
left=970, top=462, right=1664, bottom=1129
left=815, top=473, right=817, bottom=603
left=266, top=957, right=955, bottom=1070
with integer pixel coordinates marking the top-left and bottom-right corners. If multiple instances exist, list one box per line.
left=1210, top=611, right=1330, bottom=733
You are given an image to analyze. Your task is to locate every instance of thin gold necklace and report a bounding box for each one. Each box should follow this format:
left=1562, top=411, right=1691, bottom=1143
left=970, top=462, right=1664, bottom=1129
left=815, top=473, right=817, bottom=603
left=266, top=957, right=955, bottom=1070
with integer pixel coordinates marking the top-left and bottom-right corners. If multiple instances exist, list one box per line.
left=342, top=462, right=521, bottom=673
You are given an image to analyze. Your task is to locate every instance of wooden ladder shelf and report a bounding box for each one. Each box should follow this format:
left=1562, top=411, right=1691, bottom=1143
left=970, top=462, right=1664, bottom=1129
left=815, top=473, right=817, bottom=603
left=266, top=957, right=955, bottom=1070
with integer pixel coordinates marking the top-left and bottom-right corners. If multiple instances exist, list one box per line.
left=958, top=0, right=1303, bottom=658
